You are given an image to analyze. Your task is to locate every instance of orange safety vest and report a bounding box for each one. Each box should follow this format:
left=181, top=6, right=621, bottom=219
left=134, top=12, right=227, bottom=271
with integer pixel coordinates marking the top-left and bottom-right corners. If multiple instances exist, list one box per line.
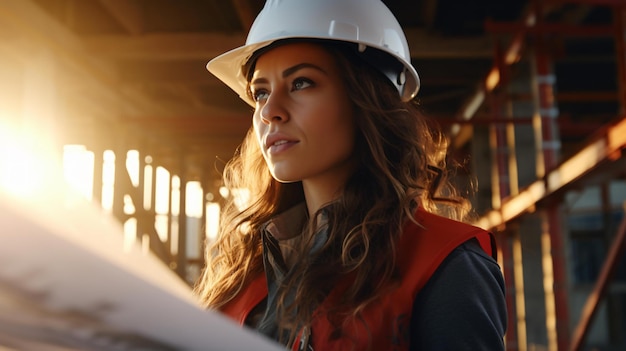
left=221, top=208, right=495, bottom=351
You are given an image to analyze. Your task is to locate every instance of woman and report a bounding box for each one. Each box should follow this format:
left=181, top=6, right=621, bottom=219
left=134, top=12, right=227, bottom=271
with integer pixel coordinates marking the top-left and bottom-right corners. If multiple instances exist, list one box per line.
left=194, top=0, right=507, bottom=350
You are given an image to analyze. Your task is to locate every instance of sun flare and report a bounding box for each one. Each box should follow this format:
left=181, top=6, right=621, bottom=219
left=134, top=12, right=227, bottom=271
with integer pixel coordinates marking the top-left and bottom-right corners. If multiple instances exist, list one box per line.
left=0, top=123, right=55, bottom=197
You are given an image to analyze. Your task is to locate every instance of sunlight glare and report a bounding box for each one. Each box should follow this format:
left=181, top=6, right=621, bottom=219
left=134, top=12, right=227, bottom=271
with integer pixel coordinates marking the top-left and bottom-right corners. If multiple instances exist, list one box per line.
left=0, top=123, right=55, bottom=197
left=231, top=188, right=250, bottom=211
left=185, top=181, right=203, bottom=218
left=62, top=145, right=94, bottom=201
left=171, top=175, right=180, bottom=216
left=143, top=164, right=153, bottom=211
left=154, top=166, right=171, bottom=242
left=126, top=150, right=140, bottom=187
left=101, top=150, right=116, bottom=212
left=206, top=202, right=220, bottom=240
left=154, top=166, right=170, bottom=215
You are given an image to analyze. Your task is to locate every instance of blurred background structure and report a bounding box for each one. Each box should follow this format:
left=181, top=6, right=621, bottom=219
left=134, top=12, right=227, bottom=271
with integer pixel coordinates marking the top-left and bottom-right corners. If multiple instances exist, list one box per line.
left=0, top=0, right=624, bottom=350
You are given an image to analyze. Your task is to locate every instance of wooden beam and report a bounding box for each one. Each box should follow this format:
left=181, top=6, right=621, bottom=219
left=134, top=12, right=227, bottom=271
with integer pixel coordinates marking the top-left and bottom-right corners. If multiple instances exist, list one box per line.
left=0, top=0, right=171, bottom=118
left=83, top=28, right=494, bottom=61
left=116, top=60, right=217, bottom=84
left=83, top=32, right=246, bottom=61
left=230, top=0, right=257, bottom=31
left=419, top=0, right=439, bottom=29
left=97, top=0, right=144, bottom=35
left=126, top=114, right=251, bottom=132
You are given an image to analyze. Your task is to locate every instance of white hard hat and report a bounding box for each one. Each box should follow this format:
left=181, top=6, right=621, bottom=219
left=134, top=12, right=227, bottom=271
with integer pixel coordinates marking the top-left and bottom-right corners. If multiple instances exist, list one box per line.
left=207, top=0, right=420, bottom=106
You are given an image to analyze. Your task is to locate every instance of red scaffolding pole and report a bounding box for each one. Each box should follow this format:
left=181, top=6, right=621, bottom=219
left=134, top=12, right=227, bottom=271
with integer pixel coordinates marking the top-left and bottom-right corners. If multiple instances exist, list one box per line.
left=569, top=210, right=626, bottom=351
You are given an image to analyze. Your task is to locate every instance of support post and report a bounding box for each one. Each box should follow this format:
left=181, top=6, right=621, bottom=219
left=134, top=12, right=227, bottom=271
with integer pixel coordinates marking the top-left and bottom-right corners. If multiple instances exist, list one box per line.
left=530, top=3, right=570, bottom=348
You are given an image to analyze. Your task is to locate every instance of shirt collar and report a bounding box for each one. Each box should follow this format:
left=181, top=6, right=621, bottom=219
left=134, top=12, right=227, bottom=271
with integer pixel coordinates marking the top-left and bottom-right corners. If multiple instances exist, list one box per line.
left=263, top=202, right=308, bottom=240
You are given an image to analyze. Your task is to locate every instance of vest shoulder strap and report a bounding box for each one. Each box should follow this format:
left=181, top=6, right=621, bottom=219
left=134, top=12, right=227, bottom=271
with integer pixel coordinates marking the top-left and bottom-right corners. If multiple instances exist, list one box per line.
left=220, top=274, right=267, bottom=325
left=399, top=208, right=496, bottom=293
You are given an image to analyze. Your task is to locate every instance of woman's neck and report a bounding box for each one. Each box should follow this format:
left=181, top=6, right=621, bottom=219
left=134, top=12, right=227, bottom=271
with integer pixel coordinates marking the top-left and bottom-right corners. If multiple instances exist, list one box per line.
left=302, top=181, right=342, bottom=218
left=301, top=165, right=355, bottom=218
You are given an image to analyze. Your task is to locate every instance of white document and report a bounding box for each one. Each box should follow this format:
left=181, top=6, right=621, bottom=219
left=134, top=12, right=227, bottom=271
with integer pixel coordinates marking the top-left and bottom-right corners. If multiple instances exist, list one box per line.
left=0, top=176, right=283, bottom=351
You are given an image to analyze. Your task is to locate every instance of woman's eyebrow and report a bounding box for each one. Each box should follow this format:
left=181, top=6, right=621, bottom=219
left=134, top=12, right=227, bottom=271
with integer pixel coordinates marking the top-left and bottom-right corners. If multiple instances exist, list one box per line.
left=250, top=62, right=328, bottom=85
left=282, top=63, right=327, bottom=78
left=250, top=77, right=268, bottom=86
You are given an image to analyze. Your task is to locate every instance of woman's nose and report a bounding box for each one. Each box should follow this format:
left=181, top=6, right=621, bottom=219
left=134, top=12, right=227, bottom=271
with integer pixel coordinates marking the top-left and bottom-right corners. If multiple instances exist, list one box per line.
left=259, top=91, right=289, bottom=124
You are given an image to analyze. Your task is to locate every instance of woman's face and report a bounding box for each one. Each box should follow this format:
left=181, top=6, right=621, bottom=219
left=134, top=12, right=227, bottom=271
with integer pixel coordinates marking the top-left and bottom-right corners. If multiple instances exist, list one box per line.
left=249, top=42, right=356, bottom=189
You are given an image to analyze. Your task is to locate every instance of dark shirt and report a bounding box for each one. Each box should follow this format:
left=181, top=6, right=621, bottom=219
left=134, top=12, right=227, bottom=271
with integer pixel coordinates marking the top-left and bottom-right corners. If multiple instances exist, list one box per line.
left=411, top=239, right=507, bottom=350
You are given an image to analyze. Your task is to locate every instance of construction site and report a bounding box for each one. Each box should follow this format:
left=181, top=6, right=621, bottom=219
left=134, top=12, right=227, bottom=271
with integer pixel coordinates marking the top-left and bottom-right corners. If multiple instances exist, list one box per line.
left=0, top=0, right=625, bottom=350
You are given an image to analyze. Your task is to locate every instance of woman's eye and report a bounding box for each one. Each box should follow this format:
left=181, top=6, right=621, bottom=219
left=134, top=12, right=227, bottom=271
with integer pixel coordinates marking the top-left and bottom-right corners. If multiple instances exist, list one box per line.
left=292, top=78, right=313, bottom=91
left=252, top=89, right=269, bottom=102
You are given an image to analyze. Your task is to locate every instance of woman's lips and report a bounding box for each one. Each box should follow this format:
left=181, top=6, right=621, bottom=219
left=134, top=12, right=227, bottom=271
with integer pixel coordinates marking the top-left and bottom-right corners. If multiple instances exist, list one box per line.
left=267, top=139, right=298, bottom=154
left=265, top=133, right=298, bottom=151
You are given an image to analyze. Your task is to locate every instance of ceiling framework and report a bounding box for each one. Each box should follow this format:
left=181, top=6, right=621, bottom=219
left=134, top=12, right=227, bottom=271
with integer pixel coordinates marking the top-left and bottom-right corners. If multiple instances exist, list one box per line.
left=2, top=0, right=621, bottom=185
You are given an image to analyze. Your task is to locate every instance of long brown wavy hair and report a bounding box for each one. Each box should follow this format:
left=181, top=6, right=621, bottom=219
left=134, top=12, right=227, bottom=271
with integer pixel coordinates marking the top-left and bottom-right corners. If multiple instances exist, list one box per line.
left=193, top=40, right=473, bottom=345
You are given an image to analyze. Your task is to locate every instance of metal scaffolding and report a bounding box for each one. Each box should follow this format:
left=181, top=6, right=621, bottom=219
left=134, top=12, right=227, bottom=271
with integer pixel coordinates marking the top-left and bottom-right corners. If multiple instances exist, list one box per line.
left=462, top=0, right=626, bottom=350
